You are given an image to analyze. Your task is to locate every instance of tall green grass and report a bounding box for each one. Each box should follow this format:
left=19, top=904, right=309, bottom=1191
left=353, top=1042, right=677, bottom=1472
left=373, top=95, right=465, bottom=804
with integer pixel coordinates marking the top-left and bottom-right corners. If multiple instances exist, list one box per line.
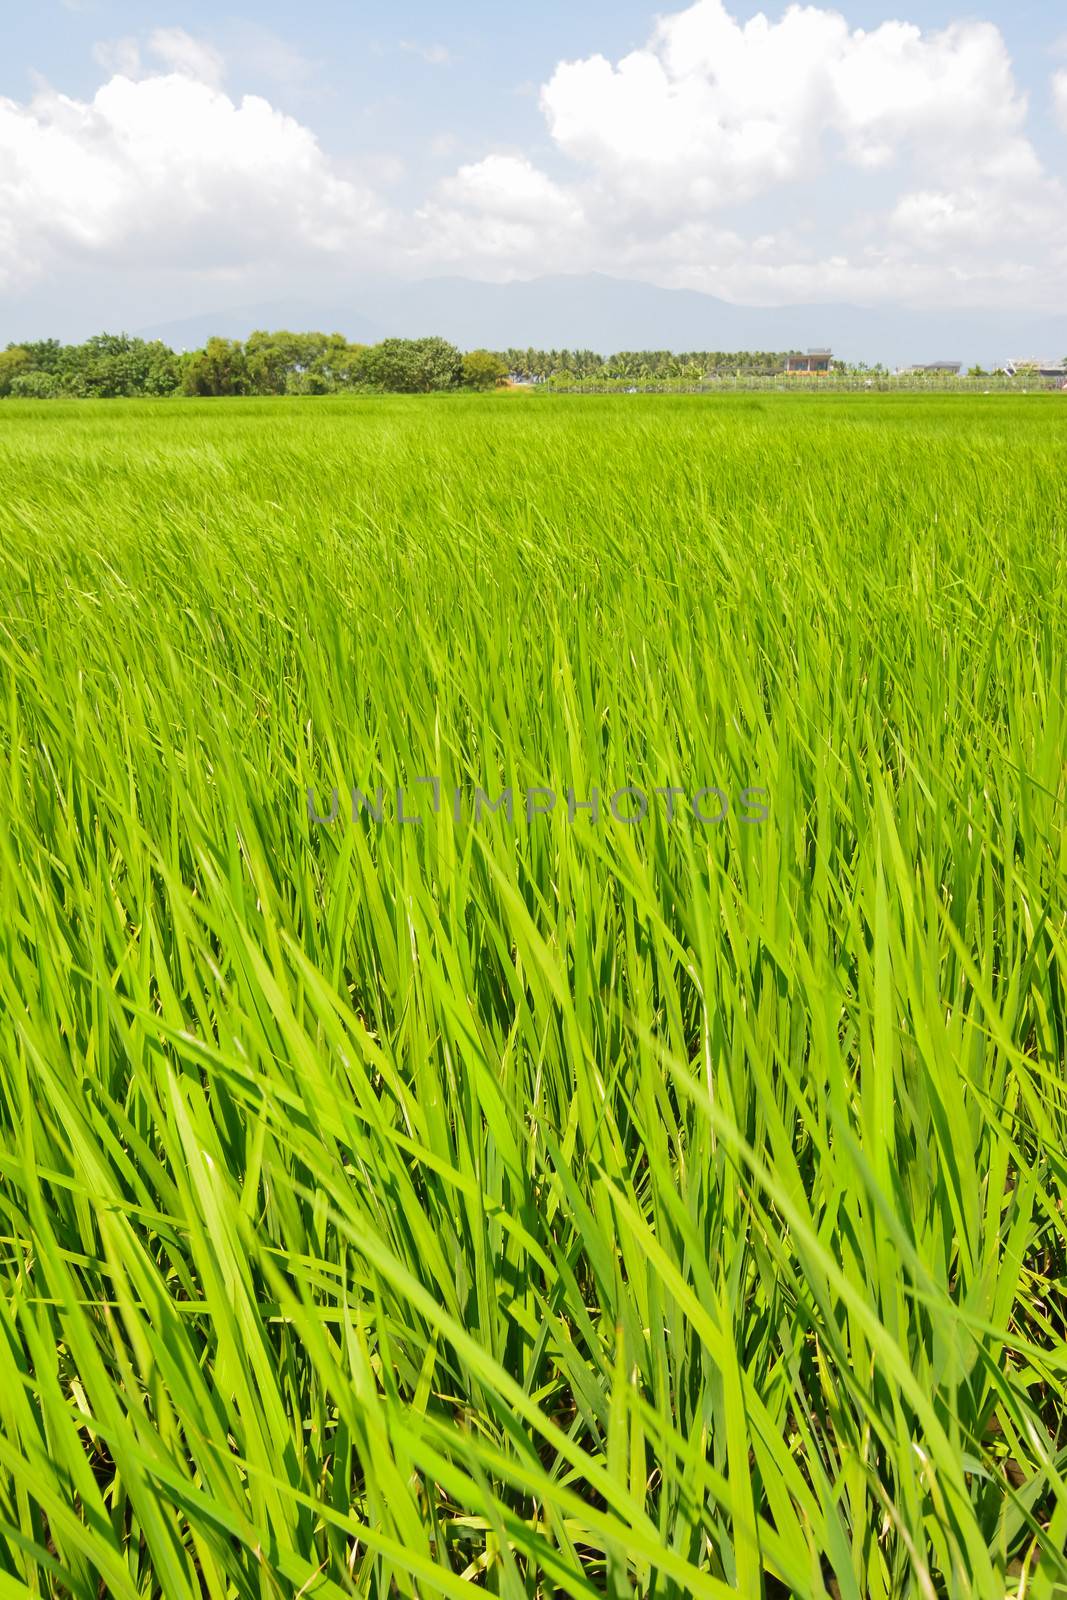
left=0, top=393, right=1064, bottom=1598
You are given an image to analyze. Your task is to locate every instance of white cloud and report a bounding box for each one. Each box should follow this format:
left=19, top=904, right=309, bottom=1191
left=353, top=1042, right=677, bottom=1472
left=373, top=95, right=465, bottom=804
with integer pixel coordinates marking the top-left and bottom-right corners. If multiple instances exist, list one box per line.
left=439, top=155, right=581, bottom=226
left=0, top=69, right=389, bottom=291
left=147, top=28, right=225, bottom=88
left=888, top=176, right=1063, bottom=252
left=2, top=3, right=1065, bottom=315
left=423, top=0, right=1066, bottom=308
left=414, top=155, right=589, bottom=273
left=1054, top=70, right=1067, bottom=132
left=91, top=37, right=142, bottom=78
left=540, top=1, right=1031, bottom=210
left=91, top=28, right=225, bottom=88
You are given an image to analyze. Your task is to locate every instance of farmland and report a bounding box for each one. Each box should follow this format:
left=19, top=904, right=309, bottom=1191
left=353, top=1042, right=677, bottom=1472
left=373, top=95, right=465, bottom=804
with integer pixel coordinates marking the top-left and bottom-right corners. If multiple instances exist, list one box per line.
left=0, top=392, right=1065, bottom=1598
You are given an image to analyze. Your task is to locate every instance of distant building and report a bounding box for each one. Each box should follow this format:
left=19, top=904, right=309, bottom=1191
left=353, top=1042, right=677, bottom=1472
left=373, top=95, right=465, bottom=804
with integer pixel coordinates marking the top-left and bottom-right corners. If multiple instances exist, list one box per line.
left=785, top=348, right=832, bottom=374
left=902, top=361, right=962, bottom=375
left=1005, top=358, right=1067, bottom=380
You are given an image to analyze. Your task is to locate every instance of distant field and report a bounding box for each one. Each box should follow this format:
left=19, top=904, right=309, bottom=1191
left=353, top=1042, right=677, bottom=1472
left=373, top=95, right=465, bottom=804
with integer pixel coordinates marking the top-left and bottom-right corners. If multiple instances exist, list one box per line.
left=0, top=394, right=1065, bottom=1598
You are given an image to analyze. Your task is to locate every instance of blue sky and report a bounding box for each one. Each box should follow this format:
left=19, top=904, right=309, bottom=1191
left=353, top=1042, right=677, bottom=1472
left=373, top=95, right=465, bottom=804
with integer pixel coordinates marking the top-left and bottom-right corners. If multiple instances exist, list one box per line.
left=2, top=0, right=1065, bottom=333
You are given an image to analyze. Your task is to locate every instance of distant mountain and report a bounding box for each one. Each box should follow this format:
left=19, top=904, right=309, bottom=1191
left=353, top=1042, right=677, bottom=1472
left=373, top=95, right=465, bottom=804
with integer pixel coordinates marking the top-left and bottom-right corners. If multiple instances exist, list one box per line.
left=136, top=274, right=1067, bottom=370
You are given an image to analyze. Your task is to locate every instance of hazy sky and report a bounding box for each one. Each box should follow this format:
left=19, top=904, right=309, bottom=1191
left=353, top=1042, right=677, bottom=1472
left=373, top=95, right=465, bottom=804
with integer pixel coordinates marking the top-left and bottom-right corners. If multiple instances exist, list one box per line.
left=2, top=0, right=1065, bottom=331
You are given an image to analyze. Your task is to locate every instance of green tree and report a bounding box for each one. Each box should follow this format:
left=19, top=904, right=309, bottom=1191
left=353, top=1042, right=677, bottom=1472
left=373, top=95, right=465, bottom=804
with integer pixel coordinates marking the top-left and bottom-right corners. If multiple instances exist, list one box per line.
left=286, top=368, right=332, bottom=395
left=61, top=335, right=180, bottom=398
left=244, top=331, right=293, bottom=395
left=9, top=370, right=59, bottom=398
left=0, top=347, right=31, bottom=397
left=462, top=349, right=507, bottom=390
left=318, top=341, right=370, bottom=390
left=181, top=338, right=251, bottom=397
left=238, top=331, right=370, bottom=395
left=19, top=339, right=63, bottom=373
left=245, top=330, right=324, bottom=394
left=141, top=342, right=182, bottom=396
left=363, top=337, right=463, bottom=394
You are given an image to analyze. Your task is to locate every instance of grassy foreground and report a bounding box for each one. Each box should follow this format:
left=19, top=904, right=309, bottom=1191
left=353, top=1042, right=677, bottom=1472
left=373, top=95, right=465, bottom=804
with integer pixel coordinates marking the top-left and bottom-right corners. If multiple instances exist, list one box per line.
left=0, top=393, right=1065, bottom=1598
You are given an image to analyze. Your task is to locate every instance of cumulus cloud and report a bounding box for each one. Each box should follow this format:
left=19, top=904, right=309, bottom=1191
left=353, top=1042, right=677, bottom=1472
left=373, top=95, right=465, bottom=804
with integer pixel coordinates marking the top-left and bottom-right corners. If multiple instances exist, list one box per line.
left=439, top=155, right=582, bottom=228
left=413, top=155, right=589, bottom=273
left=540, top=1, right=1031, bottom=209
left=0, top=64, right=389, bottom=291
left=2, top=4, right=1065, bottom=313
left=888, top=174, right=1063, bottom=253
left=425, top=0, right=1066, bottom=307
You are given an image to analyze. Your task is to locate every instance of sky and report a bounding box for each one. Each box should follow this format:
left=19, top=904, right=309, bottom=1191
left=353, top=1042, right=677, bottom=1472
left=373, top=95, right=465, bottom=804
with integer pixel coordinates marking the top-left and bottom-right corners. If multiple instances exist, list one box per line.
left=1, top=0, right=1065, bottom=335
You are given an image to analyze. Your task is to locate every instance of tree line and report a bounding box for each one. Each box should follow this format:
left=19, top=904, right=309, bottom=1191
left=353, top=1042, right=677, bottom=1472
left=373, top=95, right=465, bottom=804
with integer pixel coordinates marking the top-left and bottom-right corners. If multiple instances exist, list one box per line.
left=0, top=333, right=510, bottom=399
left=504, top=348, right=844, bottom=380
left=0, top=331, right=858, bottom=399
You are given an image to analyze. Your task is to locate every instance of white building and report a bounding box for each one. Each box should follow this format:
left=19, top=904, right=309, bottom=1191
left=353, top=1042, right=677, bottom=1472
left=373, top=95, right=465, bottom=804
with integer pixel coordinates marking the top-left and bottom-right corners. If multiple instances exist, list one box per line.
left=1005, top=359, right=1067, bottom=379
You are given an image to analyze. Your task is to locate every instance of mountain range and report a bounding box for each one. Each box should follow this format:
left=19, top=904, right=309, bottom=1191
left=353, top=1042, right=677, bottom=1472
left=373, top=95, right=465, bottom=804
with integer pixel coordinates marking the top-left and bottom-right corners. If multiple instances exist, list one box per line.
left=133, top=274, right=1067, bottom=371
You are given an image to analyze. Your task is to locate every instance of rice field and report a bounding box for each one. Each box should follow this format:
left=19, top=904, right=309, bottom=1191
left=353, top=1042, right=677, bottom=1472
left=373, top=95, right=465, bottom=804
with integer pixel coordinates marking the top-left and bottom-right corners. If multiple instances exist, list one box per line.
left=0, top=392, right=1065, bottom=1599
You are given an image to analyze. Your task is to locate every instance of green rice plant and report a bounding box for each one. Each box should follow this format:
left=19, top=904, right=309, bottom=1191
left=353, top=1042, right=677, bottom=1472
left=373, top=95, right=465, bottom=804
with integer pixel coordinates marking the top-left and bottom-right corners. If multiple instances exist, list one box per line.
left=0, top=392, right=1064, bottom=1597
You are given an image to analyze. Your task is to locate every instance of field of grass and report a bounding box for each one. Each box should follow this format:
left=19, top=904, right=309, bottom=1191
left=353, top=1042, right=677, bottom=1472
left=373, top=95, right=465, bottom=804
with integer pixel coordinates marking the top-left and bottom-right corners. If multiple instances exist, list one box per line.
left=0, top=392, right=1065, bottom=1599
